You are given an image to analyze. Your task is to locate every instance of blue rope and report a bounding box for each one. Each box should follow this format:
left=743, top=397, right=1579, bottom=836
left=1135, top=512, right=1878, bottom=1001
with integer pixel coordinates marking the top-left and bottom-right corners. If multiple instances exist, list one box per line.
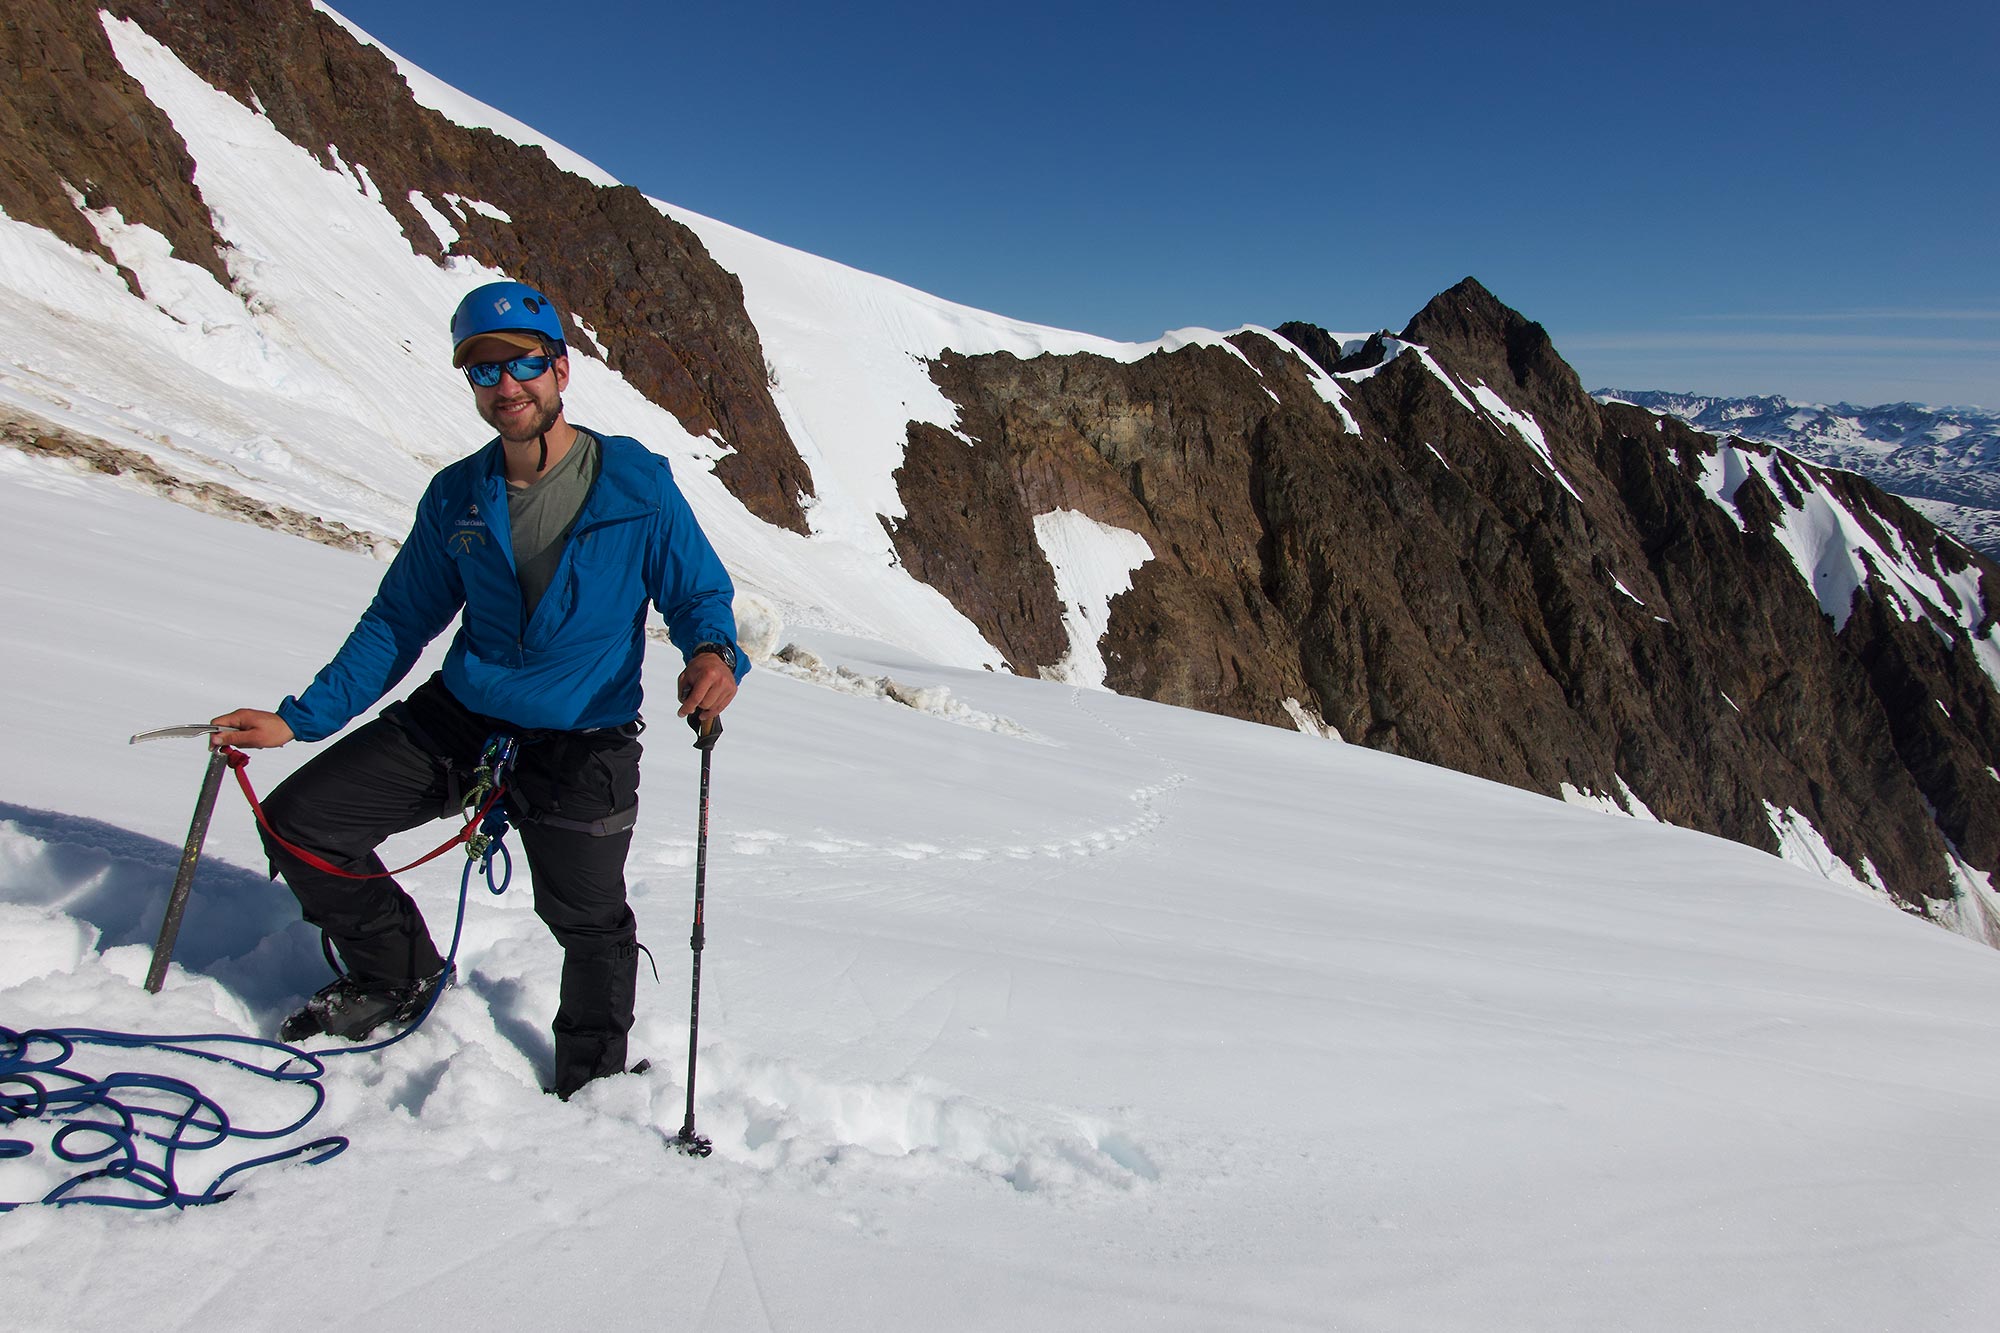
left=0, top=1025, right=344, bottom=1210
left=1, top=790, right=515, bottom=1211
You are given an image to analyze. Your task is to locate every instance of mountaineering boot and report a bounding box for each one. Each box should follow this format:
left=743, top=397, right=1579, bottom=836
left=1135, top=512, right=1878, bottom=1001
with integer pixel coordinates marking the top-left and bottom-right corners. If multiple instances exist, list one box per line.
left=279, top=966, right=452, bottom=1043
left=543, top=1059, right=651, bottom=1101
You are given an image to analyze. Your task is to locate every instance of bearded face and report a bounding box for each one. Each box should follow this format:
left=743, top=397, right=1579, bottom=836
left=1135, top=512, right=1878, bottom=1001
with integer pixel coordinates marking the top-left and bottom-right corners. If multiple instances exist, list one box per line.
left=462, top=337, right=569, bottom=445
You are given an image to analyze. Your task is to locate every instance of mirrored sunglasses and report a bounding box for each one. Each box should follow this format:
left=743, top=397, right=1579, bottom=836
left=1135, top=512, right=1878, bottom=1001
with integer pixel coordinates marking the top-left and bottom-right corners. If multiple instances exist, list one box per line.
left=464, top=354, right=554, bottom=387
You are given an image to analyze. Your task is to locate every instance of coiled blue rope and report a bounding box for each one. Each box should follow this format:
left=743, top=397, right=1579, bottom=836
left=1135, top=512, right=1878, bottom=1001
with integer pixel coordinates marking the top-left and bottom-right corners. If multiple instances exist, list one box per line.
left=0, top=1025, right=344, bottom=1209
left=1, top=805, right=513, bottom=1211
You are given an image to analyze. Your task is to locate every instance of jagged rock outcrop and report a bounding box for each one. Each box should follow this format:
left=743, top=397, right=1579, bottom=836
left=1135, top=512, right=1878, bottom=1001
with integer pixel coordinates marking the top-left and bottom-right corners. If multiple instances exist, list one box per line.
left=890, top=280, right=2000, bottom=933
left=0, top=0, right=813, bottom=533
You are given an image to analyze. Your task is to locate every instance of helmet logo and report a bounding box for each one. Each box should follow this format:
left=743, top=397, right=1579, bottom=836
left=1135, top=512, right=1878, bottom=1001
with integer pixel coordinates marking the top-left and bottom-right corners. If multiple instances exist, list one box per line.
left=493, top=297, right=513, bottom=315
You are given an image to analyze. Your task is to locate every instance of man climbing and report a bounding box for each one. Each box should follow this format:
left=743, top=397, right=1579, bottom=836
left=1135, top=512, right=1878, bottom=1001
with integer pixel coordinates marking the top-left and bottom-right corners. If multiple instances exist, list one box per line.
left=211, top=279, right=745, bottom=1098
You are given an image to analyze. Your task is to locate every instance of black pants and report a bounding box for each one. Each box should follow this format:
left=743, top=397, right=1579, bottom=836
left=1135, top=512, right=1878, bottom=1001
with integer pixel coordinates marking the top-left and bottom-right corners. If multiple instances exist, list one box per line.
left=260, top=674, right=643, bottom=1097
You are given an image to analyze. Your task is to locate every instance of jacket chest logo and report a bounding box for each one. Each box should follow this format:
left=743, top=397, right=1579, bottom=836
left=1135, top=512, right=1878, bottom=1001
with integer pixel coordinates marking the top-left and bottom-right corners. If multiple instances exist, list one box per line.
left=451, top=501, right=490, bottom=555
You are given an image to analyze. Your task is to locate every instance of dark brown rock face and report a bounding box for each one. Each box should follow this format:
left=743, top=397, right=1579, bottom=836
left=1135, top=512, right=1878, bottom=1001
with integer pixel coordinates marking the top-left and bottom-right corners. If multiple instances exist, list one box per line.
left=0, top=0, right=812, bottom=533
left=0, top=2, right=231, bottom=292
left=892, top=280, right=2000, bottom=934
left=889, top=347, right=1310, bottom=710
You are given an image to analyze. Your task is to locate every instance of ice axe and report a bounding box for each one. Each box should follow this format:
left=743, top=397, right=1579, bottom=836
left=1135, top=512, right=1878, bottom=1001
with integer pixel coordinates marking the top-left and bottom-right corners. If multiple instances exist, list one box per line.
left=673, top=710, right=721, bottom=1157
left=129, top=724, right=226, bottom=994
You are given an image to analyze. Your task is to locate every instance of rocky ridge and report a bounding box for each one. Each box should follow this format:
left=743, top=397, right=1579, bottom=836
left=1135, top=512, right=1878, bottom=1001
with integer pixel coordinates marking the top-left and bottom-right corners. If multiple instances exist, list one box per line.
left=894, top=287, right=2000, bottom=937
left=1597, top=389, right=2000, bottom=557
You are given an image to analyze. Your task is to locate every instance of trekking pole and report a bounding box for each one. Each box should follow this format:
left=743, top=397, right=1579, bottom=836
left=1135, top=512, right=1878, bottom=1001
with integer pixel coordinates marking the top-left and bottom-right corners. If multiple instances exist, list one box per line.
left=129, top=725, right=226, bottom=994
left=673, top=712, right=722, bottom=1157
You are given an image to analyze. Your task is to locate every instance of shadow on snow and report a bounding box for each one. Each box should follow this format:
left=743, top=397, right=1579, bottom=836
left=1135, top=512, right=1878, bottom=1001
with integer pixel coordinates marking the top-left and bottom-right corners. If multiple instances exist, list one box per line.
left=0, top=800, right=325, bottom=1016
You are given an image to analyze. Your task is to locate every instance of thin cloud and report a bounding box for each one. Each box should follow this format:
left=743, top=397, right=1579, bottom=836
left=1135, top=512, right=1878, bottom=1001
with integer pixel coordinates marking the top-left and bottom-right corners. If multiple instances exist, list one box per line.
left=1562, top=331, right=2000, bottom=355
left=1679, top=309, right=2000, bottom=323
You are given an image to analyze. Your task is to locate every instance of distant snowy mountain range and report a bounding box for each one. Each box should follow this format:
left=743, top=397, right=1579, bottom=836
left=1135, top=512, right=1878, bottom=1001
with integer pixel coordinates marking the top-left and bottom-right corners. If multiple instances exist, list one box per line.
left=1595, top=389, right=2000, bottom=556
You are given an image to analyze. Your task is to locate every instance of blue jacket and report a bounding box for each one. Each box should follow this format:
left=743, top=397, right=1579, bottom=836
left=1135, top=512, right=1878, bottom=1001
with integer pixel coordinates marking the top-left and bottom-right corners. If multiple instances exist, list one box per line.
left=278, top=431, right=745, bottom=743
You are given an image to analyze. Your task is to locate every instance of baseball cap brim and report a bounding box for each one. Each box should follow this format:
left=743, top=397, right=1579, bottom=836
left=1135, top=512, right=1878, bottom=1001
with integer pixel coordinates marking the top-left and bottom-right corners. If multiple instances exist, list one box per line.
left=452, top=329, right=552, bottom=368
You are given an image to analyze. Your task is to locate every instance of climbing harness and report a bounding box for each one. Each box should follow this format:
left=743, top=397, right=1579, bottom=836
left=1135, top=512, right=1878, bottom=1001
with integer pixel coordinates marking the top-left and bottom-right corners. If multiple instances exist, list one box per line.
left=1, top=732, right=518, bottom=1210
left=224, top=737, right=515, bottom=886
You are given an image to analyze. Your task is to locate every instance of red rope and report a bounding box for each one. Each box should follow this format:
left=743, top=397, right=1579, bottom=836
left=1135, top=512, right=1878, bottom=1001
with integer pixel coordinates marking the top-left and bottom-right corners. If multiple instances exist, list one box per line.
left=218, top=746, right=504, bottom=881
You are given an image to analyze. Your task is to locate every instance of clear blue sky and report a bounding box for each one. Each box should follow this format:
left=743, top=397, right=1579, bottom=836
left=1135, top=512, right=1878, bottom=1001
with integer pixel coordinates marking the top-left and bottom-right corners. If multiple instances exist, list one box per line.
left=327, top=0, right=1997, bottom=408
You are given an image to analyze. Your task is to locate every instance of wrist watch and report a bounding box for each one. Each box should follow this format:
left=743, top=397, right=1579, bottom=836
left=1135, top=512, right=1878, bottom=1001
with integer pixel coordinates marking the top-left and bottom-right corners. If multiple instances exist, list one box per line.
left=691, top=641, right=737, bottom=673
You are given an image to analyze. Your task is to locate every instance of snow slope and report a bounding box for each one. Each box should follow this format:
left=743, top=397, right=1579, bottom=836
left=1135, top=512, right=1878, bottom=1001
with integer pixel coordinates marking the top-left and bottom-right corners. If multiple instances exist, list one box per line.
left=6, top=437, right=2000, bottom=1331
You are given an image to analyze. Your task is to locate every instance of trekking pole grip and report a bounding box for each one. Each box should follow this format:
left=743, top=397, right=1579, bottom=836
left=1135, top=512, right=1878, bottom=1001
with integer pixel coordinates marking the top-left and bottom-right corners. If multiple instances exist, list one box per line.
left=688, top=712, right=722, bottom=750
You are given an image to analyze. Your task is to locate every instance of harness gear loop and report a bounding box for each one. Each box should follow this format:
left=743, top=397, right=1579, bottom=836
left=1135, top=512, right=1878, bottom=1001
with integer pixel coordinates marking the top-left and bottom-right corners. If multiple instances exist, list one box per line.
left=461, top=734, right=520, bottom=865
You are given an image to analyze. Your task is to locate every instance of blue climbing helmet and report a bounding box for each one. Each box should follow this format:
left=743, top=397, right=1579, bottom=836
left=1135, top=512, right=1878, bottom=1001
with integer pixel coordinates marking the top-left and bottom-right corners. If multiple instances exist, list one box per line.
left=450, top=280, right=566, bottom=367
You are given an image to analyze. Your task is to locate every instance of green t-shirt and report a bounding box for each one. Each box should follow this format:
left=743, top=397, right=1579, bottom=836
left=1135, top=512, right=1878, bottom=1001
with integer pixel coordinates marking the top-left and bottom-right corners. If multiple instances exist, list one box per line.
left=507, top=428, right=601, bottom=620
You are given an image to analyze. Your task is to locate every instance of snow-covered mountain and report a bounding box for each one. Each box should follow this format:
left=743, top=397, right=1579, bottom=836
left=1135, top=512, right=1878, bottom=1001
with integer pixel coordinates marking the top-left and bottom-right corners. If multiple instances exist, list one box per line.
left=1, top=2, right=1994, bottom=933
left=4, top=5, right=2000, bottom=1327
left=1596, top=388, right=2000, bottom=556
